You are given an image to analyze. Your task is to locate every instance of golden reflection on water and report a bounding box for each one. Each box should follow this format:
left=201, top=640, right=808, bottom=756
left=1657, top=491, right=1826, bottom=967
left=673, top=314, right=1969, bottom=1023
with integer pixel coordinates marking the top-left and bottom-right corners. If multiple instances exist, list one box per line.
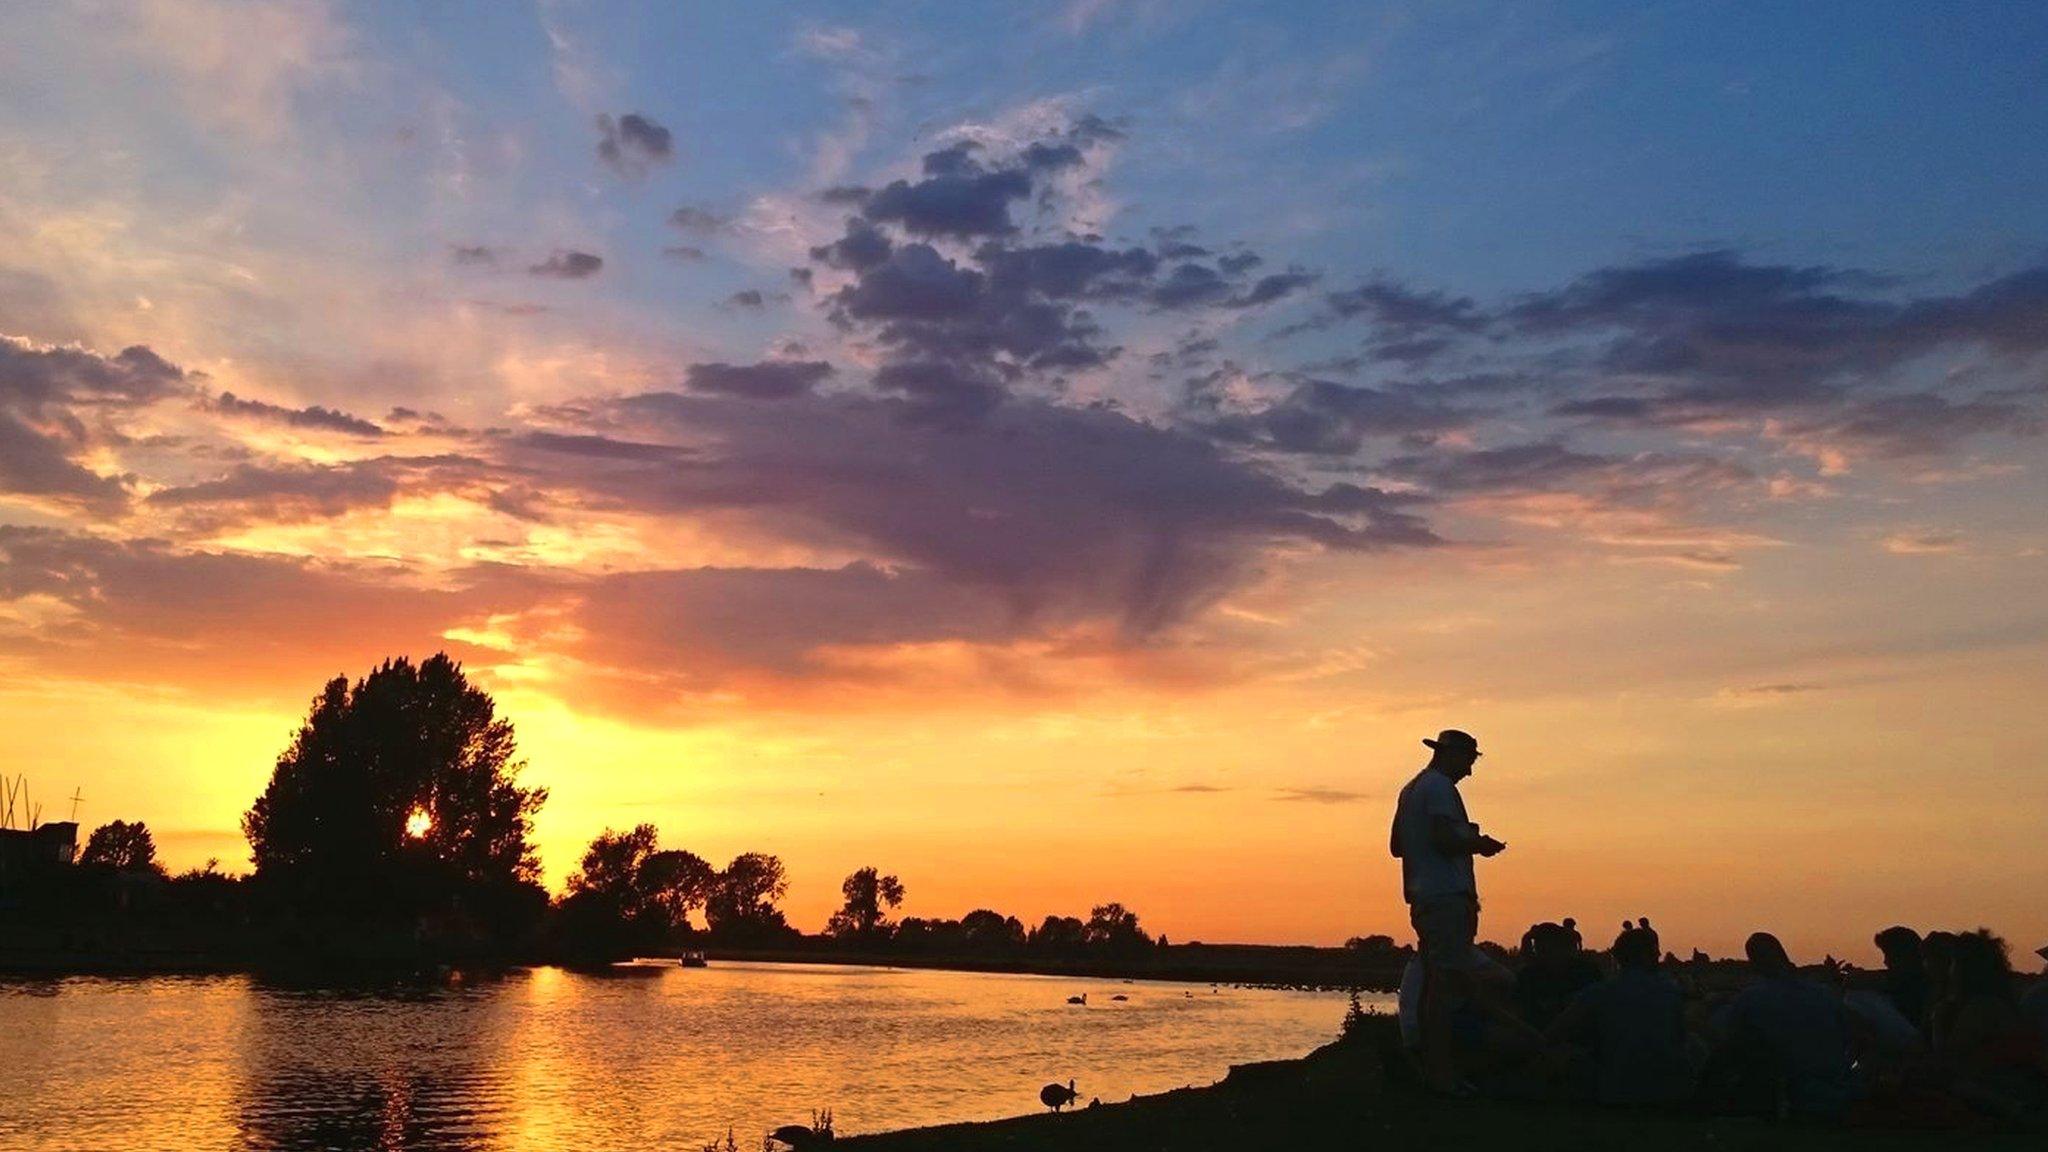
left=1, top=964, right=1376, bottom=1150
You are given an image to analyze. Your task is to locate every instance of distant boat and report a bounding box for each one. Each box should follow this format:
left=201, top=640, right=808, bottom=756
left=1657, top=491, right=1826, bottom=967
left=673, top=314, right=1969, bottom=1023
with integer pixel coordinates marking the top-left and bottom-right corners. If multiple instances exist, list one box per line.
left=677, top=951, right=708, bottom=968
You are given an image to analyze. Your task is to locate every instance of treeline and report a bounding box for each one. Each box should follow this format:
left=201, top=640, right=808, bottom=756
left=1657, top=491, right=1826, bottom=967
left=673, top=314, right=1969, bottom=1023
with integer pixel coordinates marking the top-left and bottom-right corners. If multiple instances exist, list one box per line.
left=0, top=655, right=1166, bottom=970
left=546, top=827, right=1164, bottom=963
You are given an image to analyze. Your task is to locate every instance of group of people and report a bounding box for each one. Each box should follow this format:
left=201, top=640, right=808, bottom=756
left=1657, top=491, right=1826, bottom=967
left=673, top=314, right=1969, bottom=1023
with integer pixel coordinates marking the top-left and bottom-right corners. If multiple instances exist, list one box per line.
left=1389, top=728, right=2048, bottom=1124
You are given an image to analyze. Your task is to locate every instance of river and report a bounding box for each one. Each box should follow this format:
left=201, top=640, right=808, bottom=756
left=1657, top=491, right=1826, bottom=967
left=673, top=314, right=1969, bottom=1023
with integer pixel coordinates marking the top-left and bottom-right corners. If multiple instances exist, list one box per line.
left=2, top=962, right=1381, bottom=1150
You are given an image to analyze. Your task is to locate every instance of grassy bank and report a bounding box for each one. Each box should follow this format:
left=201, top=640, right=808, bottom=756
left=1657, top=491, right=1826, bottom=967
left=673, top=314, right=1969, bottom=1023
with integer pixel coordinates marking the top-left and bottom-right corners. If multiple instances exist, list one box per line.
left=839, top=1021, right=2037, bottom=1151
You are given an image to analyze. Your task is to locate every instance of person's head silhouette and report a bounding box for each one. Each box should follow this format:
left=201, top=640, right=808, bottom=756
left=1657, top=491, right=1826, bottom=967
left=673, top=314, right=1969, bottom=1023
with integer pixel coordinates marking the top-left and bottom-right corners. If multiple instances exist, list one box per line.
left=1874, top=925, right=1922, bottom=971
left=1745, top=931, right=1795, bottom=978
left=1950, top=929, right=2015, bottom=999
left=1423, top=729, right=1482, bottom=781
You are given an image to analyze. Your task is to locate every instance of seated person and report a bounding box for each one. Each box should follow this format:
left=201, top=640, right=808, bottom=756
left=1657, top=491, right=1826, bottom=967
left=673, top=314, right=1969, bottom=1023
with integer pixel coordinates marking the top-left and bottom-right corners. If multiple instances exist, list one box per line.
left=1714, top=932, right=1859, bottom=1119
left=2025, top=945, right=2048, bottom=1064
left=1873, top=925, right=1932, bottom=1033
left=1934, top=929, right=2044, bottom=1119
left=1398, top=949, right=1546, bottom=1088
left=1515, top=920, right=1603, bottom=1032
left=1547, top=920, right=1695, bottom=1107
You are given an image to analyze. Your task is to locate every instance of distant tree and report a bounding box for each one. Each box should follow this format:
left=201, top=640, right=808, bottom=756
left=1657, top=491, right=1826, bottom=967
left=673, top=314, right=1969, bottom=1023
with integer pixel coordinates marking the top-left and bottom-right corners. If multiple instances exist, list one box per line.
left=960, top=908, right=1027, bottom=952
left=1030, top=914, right=1087, bottom=953
left=566, top=826, right=658, bottom=905
left=80, top=820, right=160, bottom=873
left=893, top=917, right=965, bottom=953
left=826, top=867, right=905, bottom=939
left=554, top=826, right=714, bottom=958
left=1345, top=934, right=1407, bottom=961
left=1084, top=902, right=1152, bottom=952
left=705, top=852, right=793, bottom=942
left=241, top=655, right=547, bottom=929
left=641, top=848, right=717, bottom=933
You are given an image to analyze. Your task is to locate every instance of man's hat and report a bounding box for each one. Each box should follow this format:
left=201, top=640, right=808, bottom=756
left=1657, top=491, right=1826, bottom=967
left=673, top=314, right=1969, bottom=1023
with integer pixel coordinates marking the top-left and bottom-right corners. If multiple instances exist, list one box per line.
left=1423, top=728, right=1479, bottom=753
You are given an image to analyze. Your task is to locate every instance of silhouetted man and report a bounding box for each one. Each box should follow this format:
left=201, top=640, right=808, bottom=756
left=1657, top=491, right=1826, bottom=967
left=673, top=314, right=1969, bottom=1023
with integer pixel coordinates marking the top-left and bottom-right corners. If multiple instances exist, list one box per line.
left=1390, top=727, right=1507, bottom=1094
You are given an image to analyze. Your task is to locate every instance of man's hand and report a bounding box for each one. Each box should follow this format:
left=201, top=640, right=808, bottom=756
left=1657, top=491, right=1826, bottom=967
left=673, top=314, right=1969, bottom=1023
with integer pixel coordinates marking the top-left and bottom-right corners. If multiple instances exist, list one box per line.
left=1475, top=835, right=1507, bottom=858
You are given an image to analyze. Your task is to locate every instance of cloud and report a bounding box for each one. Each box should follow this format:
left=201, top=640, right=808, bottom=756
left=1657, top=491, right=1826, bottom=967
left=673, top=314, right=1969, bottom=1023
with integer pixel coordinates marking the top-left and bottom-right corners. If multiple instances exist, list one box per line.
left=143, top=456, right=489, bottom=528
left=208, top=391, right=384, bottom=437
left=668, top=206, right=730, bottom=234
left=532, top=389, right=1438, bottom=636
left=683, top=360, right=834, bottom=400
left=0, top=526, right=485, bottom=695
left=449, top=245, right=500, bottom=267
left=863, top=166, right=1033, bottom=238
left=1193, top=377, right=1468, bottom=456
left=595, top=112, right=675, bottom=177
left=1516, top=252, right=2048, bottom=438
left=1880, top=529, right=1964, bottom=556
left=1273, top=787, right=1368, bottom=804
left=0, top=336, right=190, bottom=515
left=528, top=251, right=604, bottom=280
left=1716, top=681, right=1826, bottom=704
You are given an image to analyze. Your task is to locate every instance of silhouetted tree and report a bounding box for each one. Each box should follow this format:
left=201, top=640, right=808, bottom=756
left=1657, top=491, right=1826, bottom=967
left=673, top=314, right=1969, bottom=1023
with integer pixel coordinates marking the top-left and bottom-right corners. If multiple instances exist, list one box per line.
left=641, top=848, right=717, bottom=932
left=566, top=825, right=659, bottom=909
left=553, top=826, right=715, bottom=959
left=893, top=917, right=965, bottom=953
left=826, top=866, right=905, bottom=939
left=80, top=820, right=160, bottom=873
left=1030, top=914, right=1087, bottom=954
left=1084, top=902, right=1152, bottom=953
left=960, top=908, right=1027, bottom=952
left=705, top=852, right=794, bottom=942
left=241, top=654, right=547, bottom=936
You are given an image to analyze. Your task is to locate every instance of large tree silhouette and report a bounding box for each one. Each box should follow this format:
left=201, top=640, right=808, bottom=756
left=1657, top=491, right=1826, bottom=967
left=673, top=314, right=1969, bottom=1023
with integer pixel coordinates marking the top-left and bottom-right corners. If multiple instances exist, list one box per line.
left=80, top=820, right=160, bottom=873
left=242, top=654, right=546, bottom=920
left=704, top=851, right=794, bottom=942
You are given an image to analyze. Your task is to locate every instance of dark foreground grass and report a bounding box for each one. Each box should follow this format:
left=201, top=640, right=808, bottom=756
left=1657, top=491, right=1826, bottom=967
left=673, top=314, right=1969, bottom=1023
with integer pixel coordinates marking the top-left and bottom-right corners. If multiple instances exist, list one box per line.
left=839, top=1022, right=2037, bottom=1152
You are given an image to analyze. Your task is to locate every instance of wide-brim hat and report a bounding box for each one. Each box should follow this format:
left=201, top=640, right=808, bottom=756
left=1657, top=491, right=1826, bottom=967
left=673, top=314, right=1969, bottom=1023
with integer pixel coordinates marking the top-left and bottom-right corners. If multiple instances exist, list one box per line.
left=1423, top=729, right=1478, bottom=753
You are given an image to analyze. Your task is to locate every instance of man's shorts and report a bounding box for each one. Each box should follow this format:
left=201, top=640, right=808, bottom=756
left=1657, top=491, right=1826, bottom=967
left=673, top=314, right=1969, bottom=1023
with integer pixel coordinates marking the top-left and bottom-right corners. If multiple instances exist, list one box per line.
left=1408, top=892, right=1482, bottom=971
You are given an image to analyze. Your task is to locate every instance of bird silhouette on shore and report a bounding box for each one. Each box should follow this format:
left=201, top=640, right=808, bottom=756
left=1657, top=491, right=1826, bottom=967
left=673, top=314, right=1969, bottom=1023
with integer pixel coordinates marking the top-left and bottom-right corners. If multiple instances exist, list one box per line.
left=1066, top=993, right=1086, bottom=1005
left=1040, top=1079, right=1080, bottom=1112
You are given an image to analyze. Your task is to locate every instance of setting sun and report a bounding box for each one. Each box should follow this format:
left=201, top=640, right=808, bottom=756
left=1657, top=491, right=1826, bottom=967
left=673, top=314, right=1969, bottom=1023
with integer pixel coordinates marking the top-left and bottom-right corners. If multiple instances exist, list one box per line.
left=406, top=809, right=432, bottom=840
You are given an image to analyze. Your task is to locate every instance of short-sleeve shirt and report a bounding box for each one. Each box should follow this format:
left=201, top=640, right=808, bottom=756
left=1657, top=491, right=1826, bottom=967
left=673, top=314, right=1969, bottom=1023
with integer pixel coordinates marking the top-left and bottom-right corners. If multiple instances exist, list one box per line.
left=1569, top=969, right=1696, bottom=1106
left=1393, top=768, right=1475, bottom=903
left=1720, top=976, right=1856, bottom=1118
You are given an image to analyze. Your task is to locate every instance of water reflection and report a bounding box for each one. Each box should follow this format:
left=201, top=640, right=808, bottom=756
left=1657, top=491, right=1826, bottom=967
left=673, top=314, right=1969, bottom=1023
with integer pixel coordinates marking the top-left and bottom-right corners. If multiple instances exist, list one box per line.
left=233, top=974, right=511, bottom=1152
left=2, top=964, right=1371, bottom=1151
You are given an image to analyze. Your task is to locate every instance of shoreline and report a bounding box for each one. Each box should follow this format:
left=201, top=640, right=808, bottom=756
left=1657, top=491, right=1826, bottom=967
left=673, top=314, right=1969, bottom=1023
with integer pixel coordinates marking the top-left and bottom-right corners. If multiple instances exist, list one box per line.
left=838, top=1029, right=2039, bottom=1151
left=0, top=941, right=1401, bottom=989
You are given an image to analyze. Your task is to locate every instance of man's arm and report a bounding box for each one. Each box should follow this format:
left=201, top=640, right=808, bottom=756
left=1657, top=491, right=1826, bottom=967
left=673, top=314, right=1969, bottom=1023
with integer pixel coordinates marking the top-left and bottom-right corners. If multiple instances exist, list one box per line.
left=1428, top=814, right=1506, bottom=857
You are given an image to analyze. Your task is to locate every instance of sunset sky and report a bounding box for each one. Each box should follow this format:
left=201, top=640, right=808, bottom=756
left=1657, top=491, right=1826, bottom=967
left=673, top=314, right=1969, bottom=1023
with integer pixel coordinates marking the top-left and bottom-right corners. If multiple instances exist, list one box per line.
left=3, top=1, right=2045, bottom=962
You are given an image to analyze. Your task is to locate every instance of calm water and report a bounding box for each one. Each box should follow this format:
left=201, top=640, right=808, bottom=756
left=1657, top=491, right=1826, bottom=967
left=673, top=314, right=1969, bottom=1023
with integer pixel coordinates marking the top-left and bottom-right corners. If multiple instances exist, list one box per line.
left=2, top=962, right=1377, bottom=1150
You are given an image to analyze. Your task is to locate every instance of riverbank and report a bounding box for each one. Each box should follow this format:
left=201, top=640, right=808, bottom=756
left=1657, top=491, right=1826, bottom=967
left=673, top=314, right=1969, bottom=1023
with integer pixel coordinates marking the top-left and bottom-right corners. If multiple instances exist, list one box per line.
left=840, top=1024, right=2039, bottom=1151
left=699, top=941, right=1400, bottom=990
left=0, top=933, right=1402, bottom=989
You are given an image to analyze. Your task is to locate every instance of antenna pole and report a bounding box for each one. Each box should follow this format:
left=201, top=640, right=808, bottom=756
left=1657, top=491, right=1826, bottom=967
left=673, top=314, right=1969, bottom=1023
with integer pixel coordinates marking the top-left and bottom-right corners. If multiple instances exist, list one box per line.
left=70, top=787, right=84, bottom=822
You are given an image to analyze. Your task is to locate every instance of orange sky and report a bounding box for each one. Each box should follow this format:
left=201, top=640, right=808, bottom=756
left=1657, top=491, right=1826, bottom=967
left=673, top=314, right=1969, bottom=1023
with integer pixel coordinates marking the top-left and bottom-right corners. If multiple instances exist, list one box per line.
left=4, top=1, right=2046, bottom=966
